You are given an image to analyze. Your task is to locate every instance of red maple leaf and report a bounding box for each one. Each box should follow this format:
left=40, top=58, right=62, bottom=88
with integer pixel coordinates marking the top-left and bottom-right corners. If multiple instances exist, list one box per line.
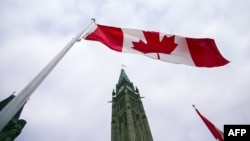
left=132, top=31, right=177, bottom=59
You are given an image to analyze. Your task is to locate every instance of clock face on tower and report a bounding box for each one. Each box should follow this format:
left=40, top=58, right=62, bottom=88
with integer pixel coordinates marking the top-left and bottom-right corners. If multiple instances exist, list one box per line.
left=117, top=86, right=124, bottom=95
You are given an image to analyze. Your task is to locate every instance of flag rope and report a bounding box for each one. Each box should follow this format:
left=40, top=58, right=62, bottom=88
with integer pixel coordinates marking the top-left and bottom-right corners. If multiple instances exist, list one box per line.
left=0, top=18, right=95, bottom=132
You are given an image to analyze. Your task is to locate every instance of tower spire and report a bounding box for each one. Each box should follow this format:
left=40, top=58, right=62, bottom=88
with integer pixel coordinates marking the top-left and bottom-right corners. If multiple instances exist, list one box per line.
left=118, top=69, right=130, bottom=84
left=111, top=69, right=153, bottom=141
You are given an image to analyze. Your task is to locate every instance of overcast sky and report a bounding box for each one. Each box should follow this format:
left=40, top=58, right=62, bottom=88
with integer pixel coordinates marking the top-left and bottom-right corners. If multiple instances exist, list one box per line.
left=0, top=0, right=250, bottom=141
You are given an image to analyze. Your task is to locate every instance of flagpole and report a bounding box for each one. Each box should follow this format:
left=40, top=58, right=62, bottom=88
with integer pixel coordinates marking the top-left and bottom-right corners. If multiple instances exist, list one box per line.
left=0, top=18, right=95, bottom=132
left=192, top=104, right=196, bottom=109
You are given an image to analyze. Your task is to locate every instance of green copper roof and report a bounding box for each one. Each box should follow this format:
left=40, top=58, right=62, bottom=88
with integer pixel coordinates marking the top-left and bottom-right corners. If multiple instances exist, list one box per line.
left=118, top=69, right=130, bottom=84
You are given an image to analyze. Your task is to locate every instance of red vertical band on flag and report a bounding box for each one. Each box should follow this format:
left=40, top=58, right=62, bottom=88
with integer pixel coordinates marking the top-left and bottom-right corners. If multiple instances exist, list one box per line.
left=85, top=24, right=123, bottom=52
left=195, top=108, right=224, bottom=141
left=186, top=38, right=229, bottom=67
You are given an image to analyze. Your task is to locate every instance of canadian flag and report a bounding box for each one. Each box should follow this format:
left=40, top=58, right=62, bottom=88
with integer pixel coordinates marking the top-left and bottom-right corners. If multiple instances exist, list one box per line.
left=194, top=106, right=224, bottom=141
left=84, top=24, right=229, bottom=67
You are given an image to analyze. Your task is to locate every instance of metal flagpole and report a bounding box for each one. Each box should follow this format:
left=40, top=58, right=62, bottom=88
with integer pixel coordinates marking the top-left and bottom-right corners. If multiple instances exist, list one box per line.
left=0, top=18, right=95, bottom=131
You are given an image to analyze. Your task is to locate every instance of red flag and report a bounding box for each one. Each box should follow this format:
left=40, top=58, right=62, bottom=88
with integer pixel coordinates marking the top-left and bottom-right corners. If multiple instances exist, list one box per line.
left=84, top=24, right=229, bottom=67
left=194, top=106, right=224, bottom=141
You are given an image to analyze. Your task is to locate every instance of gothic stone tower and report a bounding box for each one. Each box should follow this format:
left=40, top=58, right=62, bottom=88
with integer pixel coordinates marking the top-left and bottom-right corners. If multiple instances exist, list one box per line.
left=111, top=69, right=153, bottom=141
